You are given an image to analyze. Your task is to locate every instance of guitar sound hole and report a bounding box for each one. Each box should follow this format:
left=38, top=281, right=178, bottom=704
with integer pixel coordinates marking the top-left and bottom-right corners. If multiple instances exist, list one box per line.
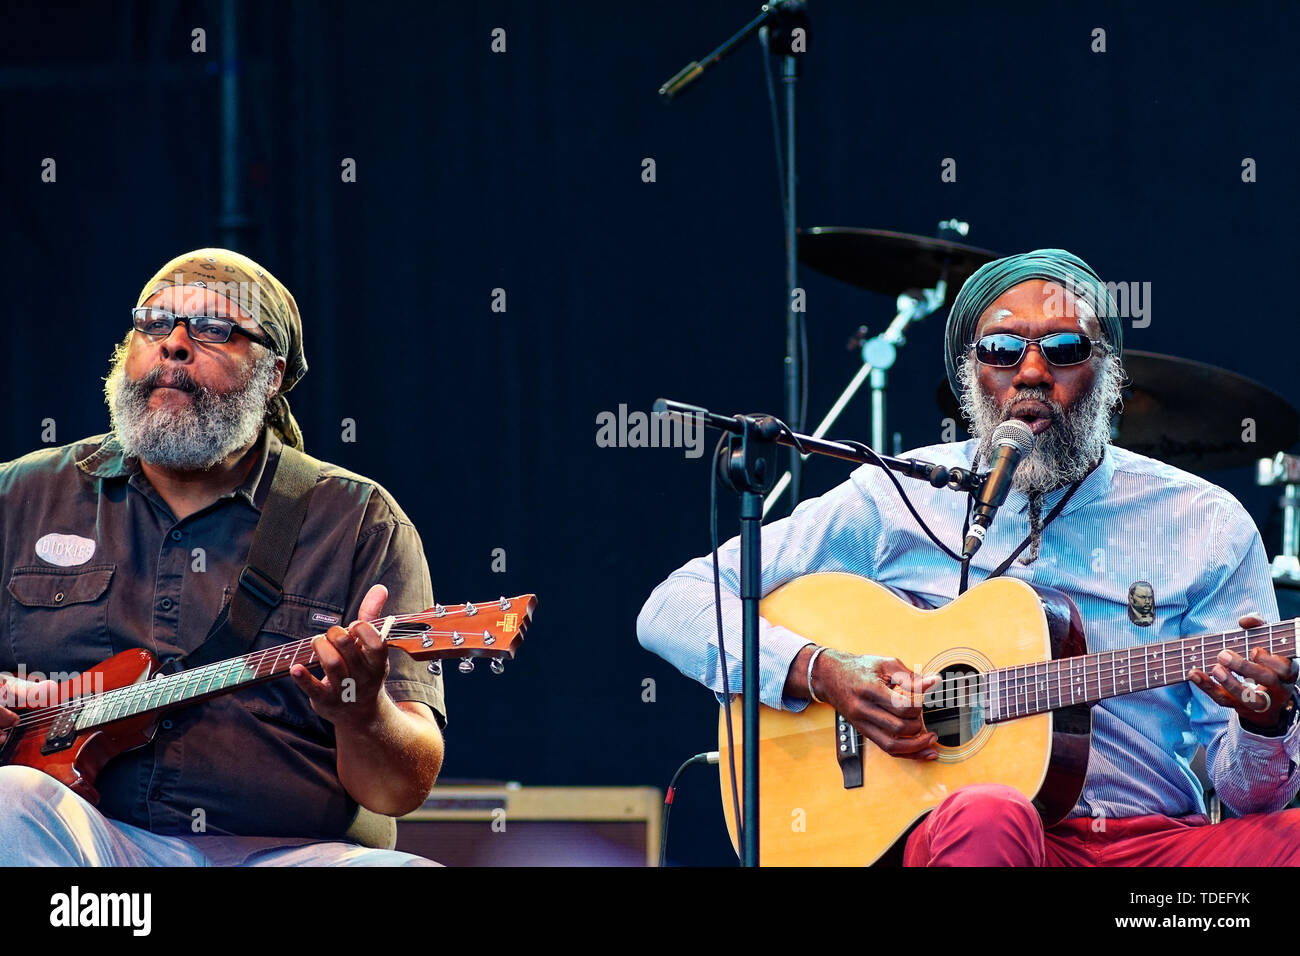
left=922, top=665, right=986, bottom=747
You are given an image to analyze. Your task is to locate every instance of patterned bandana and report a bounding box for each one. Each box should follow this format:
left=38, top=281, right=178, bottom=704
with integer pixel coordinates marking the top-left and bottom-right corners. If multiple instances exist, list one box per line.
left=135, top=248, right=307, bottom=449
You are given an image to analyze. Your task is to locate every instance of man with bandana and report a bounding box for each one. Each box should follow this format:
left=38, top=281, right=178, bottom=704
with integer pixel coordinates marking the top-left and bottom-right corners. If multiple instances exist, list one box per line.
left=638, top=249, right=1300, bottom=865
left=0, top=249, right=446, bottom=865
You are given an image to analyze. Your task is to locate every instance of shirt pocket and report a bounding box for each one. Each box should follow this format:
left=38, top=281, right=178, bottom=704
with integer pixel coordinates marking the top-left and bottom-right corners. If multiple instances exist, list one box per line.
left=239, top=593, right=346, bottom=743
left=7, top=564, right=117, bottom=672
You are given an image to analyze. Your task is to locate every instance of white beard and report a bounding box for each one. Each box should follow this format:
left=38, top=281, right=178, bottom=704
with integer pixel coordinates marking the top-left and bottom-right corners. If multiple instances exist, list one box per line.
left=104, top=341, right=278, bottom=471
left=957, top=350, right=1125, bottom=495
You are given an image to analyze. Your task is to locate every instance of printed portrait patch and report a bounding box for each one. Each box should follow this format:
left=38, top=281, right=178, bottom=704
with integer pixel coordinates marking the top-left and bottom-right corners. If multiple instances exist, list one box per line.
left=1128, top=580, right=1155, bottom=627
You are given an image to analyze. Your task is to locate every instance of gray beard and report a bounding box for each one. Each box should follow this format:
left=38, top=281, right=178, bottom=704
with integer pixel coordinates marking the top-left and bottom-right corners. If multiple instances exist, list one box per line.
left=957, top=351, right=1124, bottom=496
left=957, top=351, right=1124, bottom=564
left=104, top=342, right=278, bottom=471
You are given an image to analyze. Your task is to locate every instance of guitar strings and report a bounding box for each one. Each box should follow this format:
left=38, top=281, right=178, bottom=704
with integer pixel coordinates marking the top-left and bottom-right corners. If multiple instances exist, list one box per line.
left=8, top=618, right=1291, bottom=738
left=892, top=623, right=1300, bottom=720
left=4, top=618, right=520, bottom=734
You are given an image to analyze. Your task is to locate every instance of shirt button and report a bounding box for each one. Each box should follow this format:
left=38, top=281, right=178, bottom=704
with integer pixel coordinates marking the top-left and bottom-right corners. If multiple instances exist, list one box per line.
left=161, top=719, right=173, bottom=730
left=53, top=591, right=65, bottom=603
left=170, top=530, right=183, bottom=541
left=160, top=598, right=173, bottom=610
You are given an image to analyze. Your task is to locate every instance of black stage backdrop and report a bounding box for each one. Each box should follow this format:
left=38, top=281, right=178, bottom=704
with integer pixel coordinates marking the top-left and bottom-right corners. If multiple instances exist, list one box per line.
left=1, top=0, right=1296, bottom=866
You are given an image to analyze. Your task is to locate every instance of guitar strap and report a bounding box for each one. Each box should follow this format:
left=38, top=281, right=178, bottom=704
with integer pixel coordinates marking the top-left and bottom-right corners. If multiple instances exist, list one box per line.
left=178, top=442, right=324, bottom=671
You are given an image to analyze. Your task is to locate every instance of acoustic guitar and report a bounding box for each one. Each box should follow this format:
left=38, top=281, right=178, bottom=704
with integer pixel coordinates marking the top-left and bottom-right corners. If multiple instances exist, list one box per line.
left=718, top=573, right=1292, bottom=865
left=0, top=595, right=537, bottom=803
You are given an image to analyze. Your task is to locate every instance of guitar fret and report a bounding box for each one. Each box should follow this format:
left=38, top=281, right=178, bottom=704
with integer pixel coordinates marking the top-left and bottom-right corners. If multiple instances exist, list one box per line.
left=201, top=664, right=221, bottom=696
left=972, top=619, right=1300, bottom=726
left=1095, top=648, right=1102, bottom=703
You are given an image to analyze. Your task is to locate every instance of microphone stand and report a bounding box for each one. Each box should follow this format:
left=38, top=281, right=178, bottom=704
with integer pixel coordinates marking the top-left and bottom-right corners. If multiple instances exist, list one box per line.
left=658, top=1, right=810, bottom=507
left=653, top=398, right=981, bottom=865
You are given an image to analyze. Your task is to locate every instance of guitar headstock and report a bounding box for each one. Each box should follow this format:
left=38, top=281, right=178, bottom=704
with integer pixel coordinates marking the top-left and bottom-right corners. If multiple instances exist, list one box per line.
left=383, top=595, right=537, bottom=672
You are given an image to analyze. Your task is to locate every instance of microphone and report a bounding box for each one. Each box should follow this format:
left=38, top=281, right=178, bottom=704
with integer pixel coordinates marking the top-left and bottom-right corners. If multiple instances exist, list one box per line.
left=963, top=420, right=1037, bottom=559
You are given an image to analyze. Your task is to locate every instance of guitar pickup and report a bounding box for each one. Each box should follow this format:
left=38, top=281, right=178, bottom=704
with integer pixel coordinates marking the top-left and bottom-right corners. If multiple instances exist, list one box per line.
left=834, top=711, right=863, bottom=789
left=40, top=704, right=81, bottom=755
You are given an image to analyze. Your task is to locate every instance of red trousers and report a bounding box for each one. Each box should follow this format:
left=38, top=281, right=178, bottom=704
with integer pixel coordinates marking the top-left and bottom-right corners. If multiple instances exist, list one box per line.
left=903, top=784, right=1300, bottom=866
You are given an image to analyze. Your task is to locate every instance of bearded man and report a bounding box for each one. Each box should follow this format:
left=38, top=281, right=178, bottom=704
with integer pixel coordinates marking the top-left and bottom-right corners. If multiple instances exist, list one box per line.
left=0, top=249, right=445, bottom=866
left=637, top=249, right=1300, bottom=866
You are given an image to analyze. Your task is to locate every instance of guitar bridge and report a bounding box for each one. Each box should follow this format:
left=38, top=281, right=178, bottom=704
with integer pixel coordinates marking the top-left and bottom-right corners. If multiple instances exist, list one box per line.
left=834, top=711, right=863, bottom=789
left=40, top=703, right=82, bottom=755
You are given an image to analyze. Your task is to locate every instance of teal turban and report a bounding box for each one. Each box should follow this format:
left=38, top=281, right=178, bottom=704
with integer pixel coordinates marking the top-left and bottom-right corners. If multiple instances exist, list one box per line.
left=944, top=249, right=1121, bottom=397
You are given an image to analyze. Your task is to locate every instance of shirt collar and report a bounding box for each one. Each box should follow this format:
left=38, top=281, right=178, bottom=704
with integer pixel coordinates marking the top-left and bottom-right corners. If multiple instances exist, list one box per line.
left=76, top=433, right=134, bottom=478
left=1000, top=442, right=1116, bottom=516
left=76, top=427, right=281, bottom=512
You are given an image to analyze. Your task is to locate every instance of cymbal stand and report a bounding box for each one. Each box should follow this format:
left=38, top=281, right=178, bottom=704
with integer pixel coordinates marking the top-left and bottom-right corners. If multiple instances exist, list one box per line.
left=761, top=282, right=947, bottom=519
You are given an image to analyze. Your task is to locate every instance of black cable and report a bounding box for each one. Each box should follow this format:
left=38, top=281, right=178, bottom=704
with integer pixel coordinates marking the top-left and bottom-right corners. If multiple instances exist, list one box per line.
left=710, top=433, right=745, bottom=857
left=759, top=30, right=788, bottom=233
left=836, top=438, right=965, bottom=563
left=760, top=29, right=808, bottom=475
left=658, top=750, right=719, bottom=867
left=707, top=414, right=967, bottom=863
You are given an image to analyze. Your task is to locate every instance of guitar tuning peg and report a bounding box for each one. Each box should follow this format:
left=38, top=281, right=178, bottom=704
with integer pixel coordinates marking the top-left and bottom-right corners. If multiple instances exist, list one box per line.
left=427, top=661, right=442, bottom=676
left=489, top=658, right=505, bottom=675
left=458, top=658, right=475, bottom=674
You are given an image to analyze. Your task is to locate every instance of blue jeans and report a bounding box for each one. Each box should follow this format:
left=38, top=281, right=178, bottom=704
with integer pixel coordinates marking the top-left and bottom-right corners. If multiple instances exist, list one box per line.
left=0, top=766, right=436, bottom=866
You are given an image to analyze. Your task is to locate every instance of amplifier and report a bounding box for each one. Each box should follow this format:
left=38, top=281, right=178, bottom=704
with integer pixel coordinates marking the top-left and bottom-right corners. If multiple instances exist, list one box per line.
left=397, top=784, right=663, bottom=866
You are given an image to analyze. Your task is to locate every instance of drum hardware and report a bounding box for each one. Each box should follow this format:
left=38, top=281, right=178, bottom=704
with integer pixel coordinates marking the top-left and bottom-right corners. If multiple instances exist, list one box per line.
left=762, top=221, right=1000, bottom=518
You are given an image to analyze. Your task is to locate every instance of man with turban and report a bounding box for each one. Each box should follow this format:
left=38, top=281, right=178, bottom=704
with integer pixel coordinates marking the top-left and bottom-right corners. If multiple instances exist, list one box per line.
left=638, top=248, right=1300, bottom=865
left=0, top=249, right=446, bottom=865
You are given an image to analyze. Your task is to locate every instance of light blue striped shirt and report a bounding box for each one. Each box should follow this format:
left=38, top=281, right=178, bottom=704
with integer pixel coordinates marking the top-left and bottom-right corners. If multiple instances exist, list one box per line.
left=637, top=440, right=1300, bottom=819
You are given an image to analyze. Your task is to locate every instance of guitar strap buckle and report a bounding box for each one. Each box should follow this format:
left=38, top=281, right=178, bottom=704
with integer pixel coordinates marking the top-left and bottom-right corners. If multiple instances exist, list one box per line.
left=237, top=565, right=283, bottom=608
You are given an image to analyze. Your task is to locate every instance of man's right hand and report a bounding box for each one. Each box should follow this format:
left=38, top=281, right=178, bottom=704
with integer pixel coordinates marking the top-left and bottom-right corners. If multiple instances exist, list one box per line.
left=787, top=645, right=942, bottom=760
left=0, top=677, right=61, bottom=731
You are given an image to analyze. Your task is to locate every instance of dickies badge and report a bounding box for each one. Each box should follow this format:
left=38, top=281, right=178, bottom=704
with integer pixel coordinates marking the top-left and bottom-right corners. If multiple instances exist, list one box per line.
left=1128, top=580, right=1155, bottom=627
left=35, top=532, right=96, bottom=567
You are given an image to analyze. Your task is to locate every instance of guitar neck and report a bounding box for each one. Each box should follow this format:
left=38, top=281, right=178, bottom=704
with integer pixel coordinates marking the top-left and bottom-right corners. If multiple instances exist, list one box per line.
left=987, top=619, right=1299, bottom=722
left=73, top=634, right=328, bottom=731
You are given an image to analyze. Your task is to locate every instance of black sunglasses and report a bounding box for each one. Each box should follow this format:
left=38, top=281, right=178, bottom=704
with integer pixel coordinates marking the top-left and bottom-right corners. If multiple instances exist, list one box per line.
left=971, top=332, right=1103, bottom=368
left=131, top=308, right=276, bottom=349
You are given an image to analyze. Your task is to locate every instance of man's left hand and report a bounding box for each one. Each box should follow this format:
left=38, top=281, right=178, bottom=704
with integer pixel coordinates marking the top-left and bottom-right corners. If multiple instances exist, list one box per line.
left=1190, top=612, right=1297, bottom=732
left=290, top=583, right=391, bottom=731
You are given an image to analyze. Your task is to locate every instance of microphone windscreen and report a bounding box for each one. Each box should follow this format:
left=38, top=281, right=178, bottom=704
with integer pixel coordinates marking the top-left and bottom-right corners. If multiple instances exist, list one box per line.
left=990, top=419, right=1037, bottom=457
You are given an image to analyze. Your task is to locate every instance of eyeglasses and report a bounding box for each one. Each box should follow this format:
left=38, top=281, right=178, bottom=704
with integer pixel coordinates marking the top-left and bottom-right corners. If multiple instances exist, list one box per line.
left=131, top=308, right=276, bottom=348
left=971, top=332, right=1103, bottom=368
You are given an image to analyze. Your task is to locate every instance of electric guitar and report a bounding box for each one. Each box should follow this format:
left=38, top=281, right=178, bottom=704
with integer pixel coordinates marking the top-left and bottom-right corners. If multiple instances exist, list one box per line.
left=0, top=595, right=537, bottom=803
left=718, top=572, right=1294, bottom=865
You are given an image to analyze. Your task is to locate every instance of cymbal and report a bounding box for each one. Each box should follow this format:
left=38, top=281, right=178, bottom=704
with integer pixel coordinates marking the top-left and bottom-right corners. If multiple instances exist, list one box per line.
left=798, top=227, right=1002, bottom=297
left=934, top=350, right=1300, bottom=472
